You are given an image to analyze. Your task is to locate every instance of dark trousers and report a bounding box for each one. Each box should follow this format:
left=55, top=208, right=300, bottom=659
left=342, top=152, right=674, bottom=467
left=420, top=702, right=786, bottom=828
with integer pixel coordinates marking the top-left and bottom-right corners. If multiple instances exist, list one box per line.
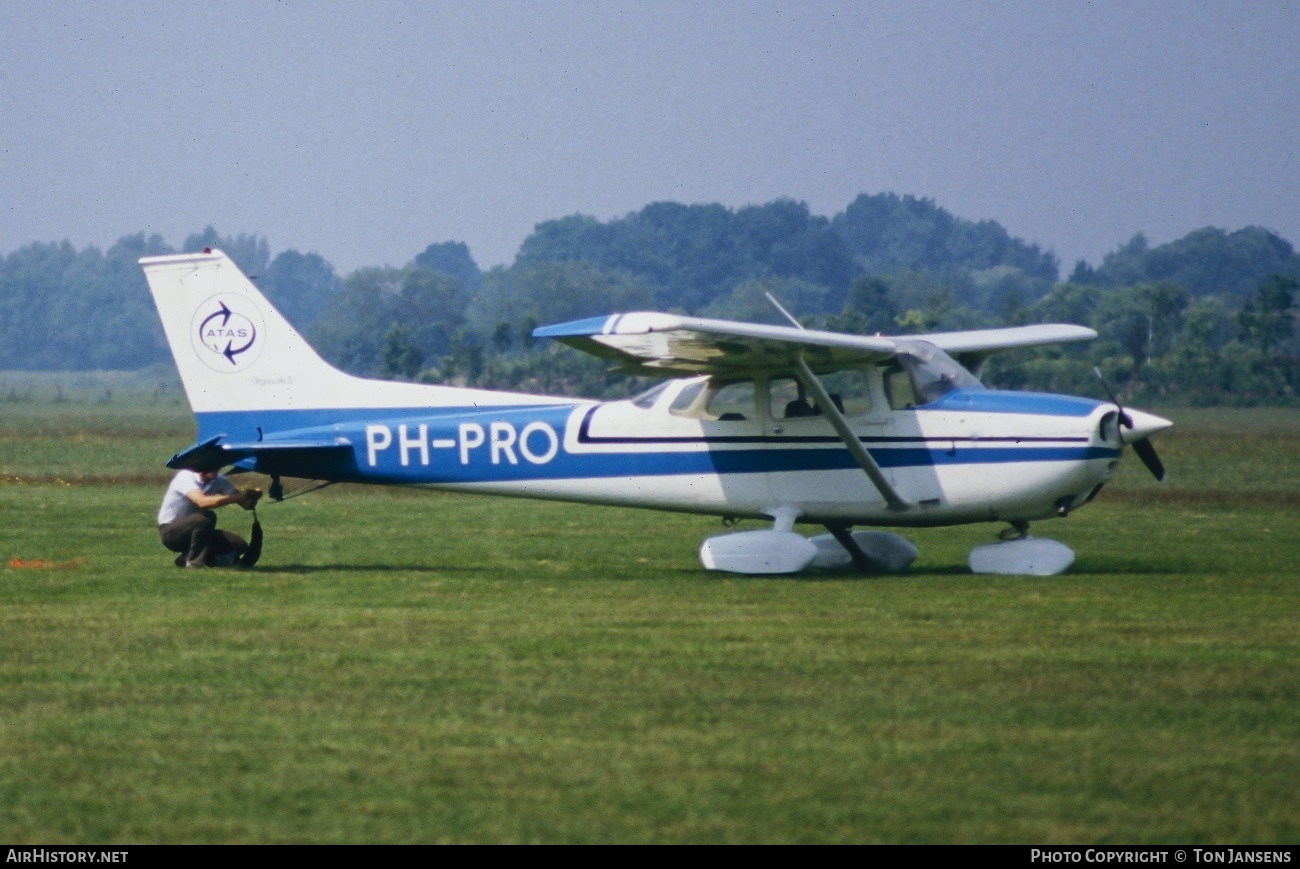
left=159, top=511, right=246, bottom=566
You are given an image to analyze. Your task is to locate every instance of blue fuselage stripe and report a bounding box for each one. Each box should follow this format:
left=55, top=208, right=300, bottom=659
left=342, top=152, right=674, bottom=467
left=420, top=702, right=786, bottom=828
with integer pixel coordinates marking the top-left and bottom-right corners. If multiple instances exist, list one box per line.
left=192, top=398, right=1113, bottom=486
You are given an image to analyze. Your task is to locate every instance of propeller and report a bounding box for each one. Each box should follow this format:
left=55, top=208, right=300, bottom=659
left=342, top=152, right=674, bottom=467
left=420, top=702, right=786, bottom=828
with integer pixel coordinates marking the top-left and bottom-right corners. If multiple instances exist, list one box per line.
left=1093, top=367, right=1167, bottom=482
left=1130, top=437, right=1166, bottom=484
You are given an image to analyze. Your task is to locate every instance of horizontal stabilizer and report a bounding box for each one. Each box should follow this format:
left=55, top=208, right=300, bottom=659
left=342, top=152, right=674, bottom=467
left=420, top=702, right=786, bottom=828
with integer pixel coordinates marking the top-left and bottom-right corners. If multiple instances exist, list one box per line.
left=166, top=435, right=352, bottom=471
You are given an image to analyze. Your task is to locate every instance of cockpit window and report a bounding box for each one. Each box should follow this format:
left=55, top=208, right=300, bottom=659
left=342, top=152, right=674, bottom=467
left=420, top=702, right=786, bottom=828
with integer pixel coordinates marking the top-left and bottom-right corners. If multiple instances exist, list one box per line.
left=704, top=381, right=757, bottom=421
left=888, top=341, right=984, bottom=408
left=770, top=369, right=871, bottom=420
left=669, top=380, right=708, bottom=416
left=669, top=378, right=757, bottom=421
left=631, top=381, right=672, bottom=409
left=883, top=364, right=918, bottom=410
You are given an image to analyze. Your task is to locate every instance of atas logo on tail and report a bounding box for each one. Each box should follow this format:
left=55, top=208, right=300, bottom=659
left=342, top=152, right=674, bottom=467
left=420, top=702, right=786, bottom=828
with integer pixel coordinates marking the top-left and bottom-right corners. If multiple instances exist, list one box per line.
left=191, top=294, right=265, bottom=372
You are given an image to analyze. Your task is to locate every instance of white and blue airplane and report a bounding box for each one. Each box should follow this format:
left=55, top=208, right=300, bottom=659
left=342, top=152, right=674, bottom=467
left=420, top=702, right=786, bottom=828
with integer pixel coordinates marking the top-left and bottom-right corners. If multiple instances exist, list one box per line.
left=141, top=249, right=1170, bottom=575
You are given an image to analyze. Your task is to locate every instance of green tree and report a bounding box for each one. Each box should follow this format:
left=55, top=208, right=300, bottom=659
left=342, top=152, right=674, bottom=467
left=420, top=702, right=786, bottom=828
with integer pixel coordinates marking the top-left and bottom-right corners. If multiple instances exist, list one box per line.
left=1091, top=281, right=1188, bottom=369
left=381, top=325, right=423, bottom=379
left=1026, top=281, right=1103, bottom=326
left=471, top=261, right=655, bottom=338
left=260, top=250, right=341, bottom=330
left=1159, top=296, right=1234, bottom=403
left=183, top=227, right=270, bottom=276
left=398, top=267, right=469, bottom=359
left=822, top=275, right=899, bottom=335
left=1094, top=227, right=1299, bottom=303
left=310, top=268, right=404, bottom=375
left=310, top=266, right=469, bottom=377
left=699, top=276, right=831, bottom=325
left=412, top=241, right=481, bottom=288
left=517, top=200, right=852, bottom=313
left=0, top=234, right=173, bottom=370
left=831, top=192, right=1058, bottom=283
left=1236, top=275, right=1296, bottom=353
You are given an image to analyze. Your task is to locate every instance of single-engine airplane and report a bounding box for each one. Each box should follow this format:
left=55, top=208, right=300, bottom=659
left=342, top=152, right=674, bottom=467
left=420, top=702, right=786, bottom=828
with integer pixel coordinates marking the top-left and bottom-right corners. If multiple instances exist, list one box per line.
left=141, top=249, right=1170, bottom=575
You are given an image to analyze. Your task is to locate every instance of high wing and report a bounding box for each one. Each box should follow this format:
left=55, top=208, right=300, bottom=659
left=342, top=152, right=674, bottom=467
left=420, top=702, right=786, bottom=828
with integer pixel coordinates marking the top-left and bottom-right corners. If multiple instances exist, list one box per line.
left=921, top=324, right=1098, bottom=376
left=535, top=312, right=1098, bottom=513
left=533, top=312, right=896, bottom=376
left=534, top=312, right=1096, bottom=377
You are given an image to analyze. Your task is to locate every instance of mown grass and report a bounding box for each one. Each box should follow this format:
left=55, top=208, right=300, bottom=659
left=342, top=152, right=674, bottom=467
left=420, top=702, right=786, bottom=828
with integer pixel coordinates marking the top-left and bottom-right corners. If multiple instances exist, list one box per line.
left=0, top=373, right=1296, bottom=843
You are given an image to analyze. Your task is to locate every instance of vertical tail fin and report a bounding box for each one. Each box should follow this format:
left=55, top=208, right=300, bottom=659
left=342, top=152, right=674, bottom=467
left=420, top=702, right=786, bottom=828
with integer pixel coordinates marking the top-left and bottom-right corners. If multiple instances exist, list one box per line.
left=141, top=249, right=354, bottom=418
left=142, top=249, right=562, bottom=443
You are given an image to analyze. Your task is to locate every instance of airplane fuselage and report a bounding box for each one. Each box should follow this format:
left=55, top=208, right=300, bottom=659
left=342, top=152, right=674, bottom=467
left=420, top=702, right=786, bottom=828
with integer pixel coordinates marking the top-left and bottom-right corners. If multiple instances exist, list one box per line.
left=215, top=379, right=1123, bottom=529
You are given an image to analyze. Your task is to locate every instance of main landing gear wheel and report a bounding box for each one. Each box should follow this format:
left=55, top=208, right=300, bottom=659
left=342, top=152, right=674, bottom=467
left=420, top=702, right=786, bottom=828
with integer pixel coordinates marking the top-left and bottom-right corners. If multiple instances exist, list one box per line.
left=809, top=526, right=918, bottom=574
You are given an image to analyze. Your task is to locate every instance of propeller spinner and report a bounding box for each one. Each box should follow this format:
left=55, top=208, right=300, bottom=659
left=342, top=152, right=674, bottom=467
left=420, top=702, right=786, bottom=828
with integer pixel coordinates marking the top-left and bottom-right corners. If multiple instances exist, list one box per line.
left=1094, top=368, right=1171, bottom=482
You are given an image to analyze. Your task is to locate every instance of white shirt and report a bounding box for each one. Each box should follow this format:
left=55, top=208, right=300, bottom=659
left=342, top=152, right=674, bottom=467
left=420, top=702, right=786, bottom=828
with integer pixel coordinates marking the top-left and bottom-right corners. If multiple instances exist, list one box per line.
left=157, top=470, right=237, bottom=525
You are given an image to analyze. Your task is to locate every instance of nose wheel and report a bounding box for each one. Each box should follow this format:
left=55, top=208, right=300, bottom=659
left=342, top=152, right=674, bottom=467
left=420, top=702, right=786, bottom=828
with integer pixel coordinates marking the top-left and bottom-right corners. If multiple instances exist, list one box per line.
left=972, top=522, right=1074, bottom=575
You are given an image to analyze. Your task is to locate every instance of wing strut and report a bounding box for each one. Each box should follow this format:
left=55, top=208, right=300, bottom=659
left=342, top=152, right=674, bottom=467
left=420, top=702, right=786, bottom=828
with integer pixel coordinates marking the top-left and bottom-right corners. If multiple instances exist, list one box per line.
left=792, top=355, right=910, bottom=511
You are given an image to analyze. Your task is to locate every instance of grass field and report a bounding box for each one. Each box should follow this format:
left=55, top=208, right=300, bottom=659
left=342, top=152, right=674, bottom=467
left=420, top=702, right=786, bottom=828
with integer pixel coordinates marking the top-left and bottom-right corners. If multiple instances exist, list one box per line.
left=1, top=373, right=1296, bottom=843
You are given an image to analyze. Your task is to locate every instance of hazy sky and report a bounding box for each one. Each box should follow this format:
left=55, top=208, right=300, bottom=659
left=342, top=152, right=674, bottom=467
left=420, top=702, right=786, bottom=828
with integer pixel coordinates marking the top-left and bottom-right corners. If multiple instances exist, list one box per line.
left=2, top=0, right=1297, bottom=275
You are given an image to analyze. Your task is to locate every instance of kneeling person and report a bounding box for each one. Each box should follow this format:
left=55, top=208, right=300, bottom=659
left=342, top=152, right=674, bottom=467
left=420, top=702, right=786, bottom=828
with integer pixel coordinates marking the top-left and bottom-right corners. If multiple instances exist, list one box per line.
left=158, top=464, right=263, bottom=568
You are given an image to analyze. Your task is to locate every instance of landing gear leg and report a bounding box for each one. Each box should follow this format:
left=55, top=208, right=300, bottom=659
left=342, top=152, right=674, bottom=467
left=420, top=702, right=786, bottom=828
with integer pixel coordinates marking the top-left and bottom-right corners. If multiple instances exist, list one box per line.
left=824, top=523, right=873, bottom=572
left=808, top=527, right=918, bottom=573
left=999, top=520, right=1029, bottom=541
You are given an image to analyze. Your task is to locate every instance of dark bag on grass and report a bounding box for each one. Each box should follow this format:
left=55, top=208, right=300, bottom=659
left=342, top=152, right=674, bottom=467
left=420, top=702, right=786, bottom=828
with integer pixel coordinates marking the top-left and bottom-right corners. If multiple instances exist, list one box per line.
left=240, top=518, right=263, bottom=568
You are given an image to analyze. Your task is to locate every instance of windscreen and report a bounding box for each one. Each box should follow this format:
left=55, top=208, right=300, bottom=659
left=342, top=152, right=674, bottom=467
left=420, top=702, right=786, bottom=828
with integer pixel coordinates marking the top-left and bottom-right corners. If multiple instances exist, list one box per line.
left=894, top=340, right=985, bottom=405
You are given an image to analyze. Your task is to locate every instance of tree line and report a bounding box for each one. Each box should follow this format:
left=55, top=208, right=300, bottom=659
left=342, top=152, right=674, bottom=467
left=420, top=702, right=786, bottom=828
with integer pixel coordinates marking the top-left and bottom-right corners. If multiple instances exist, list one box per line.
left=1, top=194, right=1295, bottom=404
